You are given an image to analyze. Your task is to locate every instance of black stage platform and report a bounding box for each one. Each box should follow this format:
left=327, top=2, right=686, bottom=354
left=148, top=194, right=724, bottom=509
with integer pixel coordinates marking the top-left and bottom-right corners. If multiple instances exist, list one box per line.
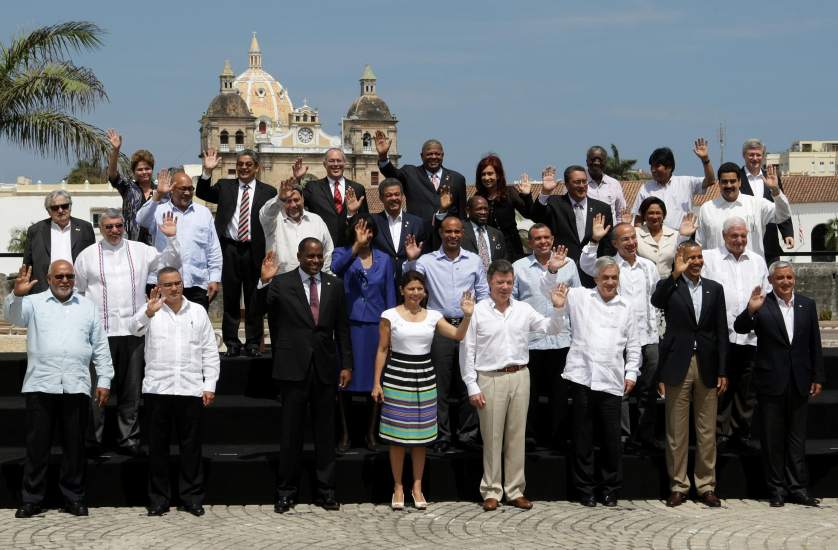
left=1, top=350, right=836, bottom=507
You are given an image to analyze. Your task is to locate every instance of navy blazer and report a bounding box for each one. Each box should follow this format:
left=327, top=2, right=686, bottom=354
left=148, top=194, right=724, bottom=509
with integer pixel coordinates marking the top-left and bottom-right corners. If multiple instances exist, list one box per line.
left=733, top=292, right=824, bottom=397
left=303, top=177, right=369, bottom=248
left=739, top=166, right=793, bottom=262
left=23, top=217, right=95, bottom=294
left=651, top=275, right=729, bottom=388
left=380, top=160, right=467, bottom=223
left=331, top=247, right=396, bottom=323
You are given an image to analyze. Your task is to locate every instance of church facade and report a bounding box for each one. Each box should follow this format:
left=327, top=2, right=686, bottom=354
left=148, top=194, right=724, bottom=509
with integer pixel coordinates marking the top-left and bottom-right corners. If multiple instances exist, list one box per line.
left=199, top=34, right=399, bottom=187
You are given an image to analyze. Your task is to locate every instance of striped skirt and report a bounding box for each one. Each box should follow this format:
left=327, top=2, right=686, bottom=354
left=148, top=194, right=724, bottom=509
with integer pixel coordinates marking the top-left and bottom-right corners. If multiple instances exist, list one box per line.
left=379, top=351, right=438, bottom=446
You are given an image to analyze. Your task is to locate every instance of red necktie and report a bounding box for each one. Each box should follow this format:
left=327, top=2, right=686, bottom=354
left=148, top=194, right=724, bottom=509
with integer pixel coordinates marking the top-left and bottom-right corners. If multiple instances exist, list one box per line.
left=309, top=276, right=319, bottom=324
left=333, top=182, right=343, bottom=214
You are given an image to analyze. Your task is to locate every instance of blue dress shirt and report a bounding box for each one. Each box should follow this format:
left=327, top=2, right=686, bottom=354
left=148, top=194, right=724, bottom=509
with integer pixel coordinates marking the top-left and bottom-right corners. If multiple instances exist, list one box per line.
left=4, top=291, right=113, bottom=394
left=403, top=248, right=489, bottom=318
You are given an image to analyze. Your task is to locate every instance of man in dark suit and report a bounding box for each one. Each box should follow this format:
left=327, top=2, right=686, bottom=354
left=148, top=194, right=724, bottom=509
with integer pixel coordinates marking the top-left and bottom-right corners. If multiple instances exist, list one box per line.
left=300, top=149, right=368, bottom=248
left=253, top=238, right=353, bottom=514
left=733, top=261, right=824, bottom=507
left=530, top=165, right=616, bottom=287
left=461, top=195, right=508, bottom=271
left=371, top=178, right=427, bottom=285
left=651, top=242, right=729, bottom=508
left=197, top=148, right=276, bottom=357
left=740, top=139, right=794, bottom=265
left=375, top=130, right=467, bottom=224
left=23, top=190, right=95, bottom=294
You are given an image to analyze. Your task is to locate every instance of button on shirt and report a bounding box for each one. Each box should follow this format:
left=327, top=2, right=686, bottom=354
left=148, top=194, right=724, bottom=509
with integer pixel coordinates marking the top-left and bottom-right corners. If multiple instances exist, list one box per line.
left=702, top=246, right=770, bottom=346
left=259, top=196, right=334, bottom=274
left=4, top=291, right=113, bottom=394
left=776, top=292, right=795, bottom=344
left=50, top=222, right=73, bottom=264
left=459, top=298, right=564, bottom=397
left=404, top=248, right=489, bottom=318
left=587, top=172, right=627, bottom=224
left=131, top=297, right=219, bottom=397
left=631, top=176, right=707, bottom=230
left=746, top=170, right=765, bottom=200
left=136, top=198, right=222, bottom=288
left=226, top=180, right=255, bottom=241
left=512, top=255, right=580, bottom=350
left=696, top=191, right=791, bottom=258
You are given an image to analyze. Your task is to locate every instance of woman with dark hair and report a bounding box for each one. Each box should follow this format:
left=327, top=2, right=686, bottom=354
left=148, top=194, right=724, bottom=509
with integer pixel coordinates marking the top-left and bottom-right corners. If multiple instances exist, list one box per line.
left=635, top=196, right=694, bottom=278
left=372, top=271, right=474, bottom=510
left=332, top=214, right=397, bottom=451
left=106, top=129, right=157, bottom=244
left=474, top=154, right=532, bottom=261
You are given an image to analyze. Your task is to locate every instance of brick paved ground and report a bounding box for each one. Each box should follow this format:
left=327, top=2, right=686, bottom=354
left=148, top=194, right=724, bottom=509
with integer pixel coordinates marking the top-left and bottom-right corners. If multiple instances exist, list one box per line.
left=1, top=500, right=837, bottom=549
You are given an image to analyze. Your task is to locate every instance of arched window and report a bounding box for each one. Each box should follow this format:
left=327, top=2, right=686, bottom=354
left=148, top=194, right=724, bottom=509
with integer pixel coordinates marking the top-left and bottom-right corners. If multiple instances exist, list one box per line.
left=219, top=130, right=229, bottom=152
left=235, top=130, right=244, bottom=151
left=258, top=121, right=267, bottom=134
left=362, top=132, right=372, bottom=152
left=811, top=223, right=836, bottom=262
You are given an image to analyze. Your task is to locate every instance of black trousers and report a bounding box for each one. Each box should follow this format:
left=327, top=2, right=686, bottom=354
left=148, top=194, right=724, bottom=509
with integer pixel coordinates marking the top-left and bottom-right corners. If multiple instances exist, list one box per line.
left=183, top=287, right=209, bottom=311
left=221, top=239, right=262, bottom=348
left=89, top=335, right=144, bottom=448
left=526, top=348, right=569, bottom=446
left=431, top=332, right=478, bottom=444
left=717, top=343, right=757, bottom=440
left=570, top=382, right=623, bottom=498
left=758, top=389, right=810, bottom=499
left=22, top=392, right=89, bottom=504
left=623, top=343, right=659, bottom=443
left=277, top=368, right=336, bottom=501
left=145, top=394, right=205, bottom=508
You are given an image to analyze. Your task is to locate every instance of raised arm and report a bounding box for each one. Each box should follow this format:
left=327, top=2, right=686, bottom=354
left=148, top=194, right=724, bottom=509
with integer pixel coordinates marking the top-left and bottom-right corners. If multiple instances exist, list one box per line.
left=196, top=148, right=222, bottom=204
left=693, top=138, right=716, bottom=189
left=106, top=129, right=123, bottom=186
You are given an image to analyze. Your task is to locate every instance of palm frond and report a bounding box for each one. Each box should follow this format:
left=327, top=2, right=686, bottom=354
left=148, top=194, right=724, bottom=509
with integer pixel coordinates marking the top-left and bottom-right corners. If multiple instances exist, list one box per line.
left=0, top=61, right=107, bottom=114
left=0, top=110, right=111, bottom=163
left=0, top=22, right=105, bottom=74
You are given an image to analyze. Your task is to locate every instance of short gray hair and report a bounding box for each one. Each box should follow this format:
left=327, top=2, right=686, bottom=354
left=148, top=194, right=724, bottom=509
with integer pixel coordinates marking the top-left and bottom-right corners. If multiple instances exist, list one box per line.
left=237, top=149, right=260, bottom=165
left=324, top=147, right=346, bottom=162
left=722, top=216, right=748, bottom=234
left=742, top=138, right=766, bottom=156
left=768, top=260, right=794, bottom=277
left=593, top=256, right=619, bottom=277
left=44, top=190, right=71, bottom=211
left=98, top=208, right=124, bottom=227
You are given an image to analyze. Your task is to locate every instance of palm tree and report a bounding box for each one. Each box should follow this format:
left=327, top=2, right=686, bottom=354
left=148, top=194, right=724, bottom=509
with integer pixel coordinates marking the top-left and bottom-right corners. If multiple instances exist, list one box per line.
left=65, top=158, right=106, bottom=185
left=0, top=22, right=112, bottom=163
left=825, top=217, right=838, bottom=251
left=605, top=144, right=641, bottom=180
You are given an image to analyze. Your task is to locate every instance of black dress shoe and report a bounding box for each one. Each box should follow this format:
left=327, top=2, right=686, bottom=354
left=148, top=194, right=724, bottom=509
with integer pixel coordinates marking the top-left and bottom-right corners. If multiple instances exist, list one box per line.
left=579, top=495, right=596, bottom=507
left=15, top=503, right=42, bottom=518
left=147, top=504, right=169, bottom=516
left=788, top=493, right=820, bottom=507
left=274, top=496, right=294, bottom=514
left=769, top=495, right=785, bottom=507
left=244, top=346, right=262, bottom=358
left=602, top=494, right=618, bottom=507
left=458, top=439, right=482, bottom=452
left=63, top=501, right=88, bottom=516
left=315, top=497, right=340, bottom=511
left=178, top=504, right=205, bottom=517
left=119, top=444, right=146, bottom=458
left=224, top=344, right=242, bottom=358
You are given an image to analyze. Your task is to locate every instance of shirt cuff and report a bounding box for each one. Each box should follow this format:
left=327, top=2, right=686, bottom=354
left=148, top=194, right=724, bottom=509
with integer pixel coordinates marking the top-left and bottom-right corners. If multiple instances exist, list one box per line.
left=96, top=377, right=112, bottom=390
left=466, top=381, right=481, bottom=397
left=203, top=380, right=217, bottom=393
left=201, top=170, right=212, bottom=180
left=625, top=371, right=638, bottom=383
left=257, top=278, right=271, bottom=289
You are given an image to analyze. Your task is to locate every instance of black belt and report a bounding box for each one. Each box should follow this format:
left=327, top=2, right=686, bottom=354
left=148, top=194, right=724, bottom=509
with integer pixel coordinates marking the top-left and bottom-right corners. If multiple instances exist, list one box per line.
left=221, top=237, right=252, bottom=246
left=445, top=316, right=463, bottom=326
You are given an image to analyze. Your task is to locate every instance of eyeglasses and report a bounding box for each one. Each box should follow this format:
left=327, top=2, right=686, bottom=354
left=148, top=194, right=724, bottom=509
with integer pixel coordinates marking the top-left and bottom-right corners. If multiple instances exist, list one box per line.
left=52, top=273, right=75, bottom=281
left=236, top=162, right=255, bottom=168
left=174, top=186, right=195, bottom=193
left=159, top=281, right=183, bottom=288
left=104, top=223, right=124, bottom=230
left=49, top=203, right=71, bottom=212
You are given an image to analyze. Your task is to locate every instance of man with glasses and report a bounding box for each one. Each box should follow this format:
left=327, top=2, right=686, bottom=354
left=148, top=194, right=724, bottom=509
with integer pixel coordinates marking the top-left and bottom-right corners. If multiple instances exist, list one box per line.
left=197, top=149, right=276, bottom=357
left=23, top=190, right=95, bottom=294
left=74, top=208, right=180, bottom=456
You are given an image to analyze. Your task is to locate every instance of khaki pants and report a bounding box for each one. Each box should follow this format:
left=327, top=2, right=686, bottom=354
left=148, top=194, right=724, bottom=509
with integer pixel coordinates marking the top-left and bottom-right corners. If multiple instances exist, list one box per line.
left=665, top=355, right=717, bottom=494
left=477, top=368, right=530, bottom=501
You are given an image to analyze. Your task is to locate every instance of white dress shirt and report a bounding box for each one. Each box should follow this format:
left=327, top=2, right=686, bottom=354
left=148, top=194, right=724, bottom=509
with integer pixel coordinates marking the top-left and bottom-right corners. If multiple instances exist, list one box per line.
left=50, top=222, right=73, bottom=264
left=775, top=292, right=795, bottom=344
left=298, top=268, right=322, bottom=303
left=259, top=196, right=334, bottom=274
left=696, top=191, right=791, bottom=257
left=330, top=177, right=346, bottom=204
left=387, top=212, right=403, bottom=250
left=226, top=180, right=256, bottom=241
left=746, top=169, right=765, bottom=200
left=459, top=297, right=564, bottom=397
left=587, top=172, right=626, bottom=223
left=702, top=246, right=770, bottom=346
left=131, top=297, right=220, bottom=397
left=74, top=238, right=181, bottom=336
left=631, top=175, right=707, bottom=230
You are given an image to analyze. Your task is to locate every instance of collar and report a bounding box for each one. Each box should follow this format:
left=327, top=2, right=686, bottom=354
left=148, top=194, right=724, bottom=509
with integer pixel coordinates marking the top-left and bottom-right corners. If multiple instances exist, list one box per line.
left=99, top=238, right=125, bottom=251
left=328, top=177, right=345, bottom=188
left=298, top=268, right=321, bottom=285
left=433, top=247, right=467, bottom=262
left=425, top=167, right=443, bottom=180
left=45, top=291, right=79, bottom=304
left=51, top=221, right=72, bottom=233
left=719, top=192, right=743, bottom=205
left=281, top=209, right=310, bottom=223
left=590, top=287, right=623, bottom=305
left=386, top=210, right=403, bottom=223
left=682, top=275, right=702, bottom=289
left=172, top=201, right=195, bottom=214
left=238, top=179, right=254, bottom=189
left=615, top=253, right=639, bottom=269
left=720, top=246, right=752, bottom=262
left=528, top=253, right=550, bottom=269
left=570, top=196, right=587, bottom=209
left=470, top=220, right=486, bottom=232
left=162, top=296, right=189, bottom=314
left=746, top=167, right=763, bottom=178
left=773, top=291, right=794, bottom=307
left=489, top=296, right=515, bottom=312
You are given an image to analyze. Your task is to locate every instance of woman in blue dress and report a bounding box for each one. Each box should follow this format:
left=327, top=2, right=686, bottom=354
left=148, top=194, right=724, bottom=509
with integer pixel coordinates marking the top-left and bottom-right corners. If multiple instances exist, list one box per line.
left=332, top=213, right=396, bottom=451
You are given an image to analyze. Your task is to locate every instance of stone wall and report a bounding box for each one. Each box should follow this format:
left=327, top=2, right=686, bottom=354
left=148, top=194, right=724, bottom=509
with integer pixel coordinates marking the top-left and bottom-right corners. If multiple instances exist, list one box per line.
left=794, top=263, right=838, bottom=319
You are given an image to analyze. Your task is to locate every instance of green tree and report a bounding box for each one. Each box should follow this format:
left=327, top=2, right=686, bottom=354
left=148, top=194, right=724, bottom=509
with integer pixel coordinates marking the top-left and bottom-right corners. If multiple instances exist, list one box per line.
left=8, top=225, right=29, bottom=254
left=0, top=21, right=112, bottom=163
left=825, top=217, right=838, bottom=251
left=65, top=158, right=106, bottom=184
left=605, top=144, right=642, bottom=180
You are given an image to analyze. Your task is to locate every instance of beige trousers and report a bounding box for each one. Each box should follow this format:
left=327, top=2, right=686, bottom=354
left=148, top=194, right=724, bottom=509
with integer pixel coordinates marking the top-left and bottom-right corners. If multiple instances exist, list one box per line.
left=476, top=368, right=530, bottom=501
left=665, top=355, right=718, bottom=494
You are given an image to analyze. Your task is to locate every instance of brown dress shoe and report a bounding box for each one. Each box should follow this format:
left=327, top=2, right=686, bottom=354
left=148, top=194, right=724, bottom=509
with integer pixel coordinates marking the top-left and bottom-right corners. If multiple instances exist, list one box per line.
left=699, top=491, right=721, bottom=507
left=482, top=498, right=499, bottom=511
left=508, top=496, right=533, bottom=510
left=666, top=491, right=687, bottom=507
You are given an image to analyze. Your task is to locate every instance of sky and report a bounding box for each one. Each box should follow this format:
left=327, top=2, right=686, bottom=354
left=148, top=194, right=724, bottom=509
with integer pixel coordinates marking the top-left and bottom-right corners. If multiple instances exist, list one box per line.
left=1, top=0, right=836, bottom=183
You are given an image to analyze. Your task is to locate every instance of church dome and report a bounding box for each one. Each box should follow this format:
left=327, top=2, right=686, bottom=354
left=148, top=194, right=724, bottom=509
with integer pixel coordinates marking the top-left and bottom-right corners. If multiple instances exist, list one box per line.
left=345, top=65, right=394, bottom=121
left=232, top=33, right=293, bottom=126
left=206, top=93, right=251, bottom=118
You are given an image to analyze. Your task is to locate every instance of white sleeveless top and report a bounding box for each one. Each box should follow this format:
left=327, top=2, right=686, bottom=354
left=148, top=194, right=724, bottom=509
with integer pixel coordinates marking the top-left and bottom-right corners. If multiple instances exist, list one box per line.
left=381, top=307, right=442, bottom=356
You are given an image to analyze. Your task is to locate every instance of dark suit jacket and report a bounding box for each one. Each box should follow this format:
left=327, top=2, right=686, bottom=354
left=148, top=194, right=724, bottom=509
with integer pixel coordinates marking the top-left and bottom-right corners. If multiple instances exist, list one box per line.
left=530, top=194, right=616, bottom=287
left=739, top=166, right=793, bottom=262
left=303, top=177, right=368, bottom=248
left=651, top=275, right=729, bottom=388
left=196, top=176, right=276, bottom=262
left=23, top=217, right=95, bottom=294
left=371, top=210, right=427, bottom=282
left=252, top=270, right=353, bottom=385
left=380, top=160, right=467, bottom=223
left=461, top=220, right=508, bottom=262
left=733, top=292, right=824, bottom=397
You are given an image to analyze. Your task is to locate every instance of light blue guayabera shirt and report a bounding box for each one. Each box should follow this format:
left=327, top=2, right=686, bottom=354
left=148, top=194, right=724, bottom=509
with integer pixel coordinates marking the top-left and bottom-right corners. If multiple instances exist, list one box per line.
left=136, top=197, right=222, bottom=288
left=513, top=254, right=580, bottom=350
left=3, top=290, right=113, bottom=394
left=403, top=248, right=489, bottom=318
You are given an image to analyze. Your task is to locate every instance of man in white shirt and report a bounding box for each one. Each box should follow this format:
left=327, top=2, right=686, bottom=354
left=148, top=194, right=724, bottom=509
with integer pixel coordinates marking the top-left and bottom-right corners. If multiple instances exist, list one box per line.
left=131, top=267, right=219, bottom=517
left=631, top=140, right=716, bottom=230
left=551, top=256, right=641, bottom=507
left=259, top=181, right=334, bottom=275
left=695, top=162, right=790, bottom=258
left=586, top=145, right=627, bottom=223
left=702, top=217, right=770, bottom=452
left=460, top=259, right=566, bottom=512
left=74, top=208, right=181, bottom=456
left=580, top=220, right=661, bottom=452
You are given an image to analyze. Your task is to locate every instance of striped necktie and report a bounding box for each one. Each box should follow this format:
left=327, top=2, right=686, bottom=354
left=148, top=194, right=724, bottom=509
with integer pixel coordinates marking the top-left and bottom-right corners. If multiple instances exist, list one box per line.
left=238, top=185, right=251, bottom=242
